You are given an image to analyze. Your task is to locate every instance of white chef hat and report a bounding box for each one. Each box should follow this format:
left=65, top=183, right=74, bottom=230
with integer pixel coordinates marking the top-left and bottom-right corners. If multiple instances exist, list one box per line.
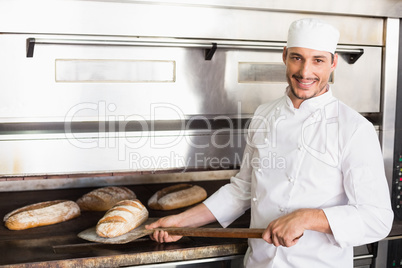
left=287, top=18, right=340, bottom=54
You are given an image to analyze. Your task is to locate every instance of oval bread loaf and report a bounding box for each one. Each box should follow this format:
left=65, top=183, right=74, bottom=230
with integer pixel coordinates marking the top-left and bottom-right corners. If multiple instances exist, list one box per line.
left=3, top=200, right=81, bottom=230
left=96, top=199, right=149, bottom=238
left=148, top=184, right=207, bottom=210
left=76, top=186, right=136, bottom=211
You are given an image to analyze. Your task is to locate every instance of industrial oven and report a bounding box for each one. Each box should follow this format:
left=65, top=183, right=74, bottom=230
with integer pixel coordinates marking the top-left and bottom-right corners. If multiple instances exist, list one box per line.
left=0, top=0, right=401, bottom=267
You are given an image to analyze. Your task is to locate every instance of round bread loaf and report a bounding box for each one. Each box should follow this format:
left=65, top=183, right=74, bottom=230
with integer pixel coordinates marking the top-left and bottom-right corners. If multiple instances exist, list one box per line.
left=3, top=200, right=81, bottom=230
left=148, top=184, right=207, bottom=210
left=76, top=186, right=136, bottom=211
left=96, top=199, right=149, bottom=238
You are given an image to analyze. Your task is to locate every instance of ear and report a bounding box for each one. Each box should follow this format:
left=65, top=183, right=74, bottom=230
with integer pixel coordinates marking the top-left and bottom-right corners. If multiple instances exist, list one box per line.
left=331, top=53, right=339, bottom=71
left=282, top=47, right=287, bottom=64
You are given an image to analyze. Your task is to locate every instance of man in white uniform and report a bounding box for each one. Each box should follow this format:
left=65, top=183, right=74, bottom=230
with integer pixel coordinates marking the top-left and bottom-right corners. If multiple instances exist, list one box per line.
left=146, top=18, right=394, bottom=267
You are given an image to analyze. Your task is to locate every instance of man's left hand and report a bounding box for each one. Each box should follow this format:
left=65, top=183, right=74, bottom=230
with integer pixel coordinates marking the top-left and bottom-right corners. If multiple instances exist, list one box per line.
left=262, top=208, right=331, bottom=247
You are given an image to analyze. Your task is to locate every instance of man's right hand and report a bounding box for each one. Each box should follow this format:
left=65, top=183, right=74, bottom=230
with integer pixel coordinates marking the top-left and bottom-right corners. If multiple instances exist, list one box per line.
left=145, top=203, right=217, bottom=243
left=146, top=215, right=184, bottom=243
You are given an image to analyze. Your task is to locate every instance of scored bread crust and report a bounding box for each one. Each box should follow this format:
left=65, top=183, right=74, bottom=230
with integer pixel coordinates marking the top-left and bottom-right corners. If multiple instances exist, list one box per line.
left=3, top=200, right=81, bottom=230
left=96, top=199, right=149, bottom=238
left=76, top=186, right=136, bottom=211
left=148, top=184, right=207, bottom=210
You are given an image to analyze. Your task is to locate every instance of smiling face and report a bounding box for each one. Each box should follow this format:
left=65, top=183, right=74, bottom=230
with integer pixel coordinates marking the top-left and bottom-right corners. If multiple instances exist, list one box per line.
left=283, top=47, right=338, bottom=108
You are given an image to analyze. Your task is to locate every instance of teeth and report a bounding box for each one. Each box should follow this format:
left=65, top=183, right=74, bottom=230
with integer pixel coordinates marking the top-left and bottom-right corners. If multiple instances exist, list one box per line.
left=299, top=80, right=314, bottom=85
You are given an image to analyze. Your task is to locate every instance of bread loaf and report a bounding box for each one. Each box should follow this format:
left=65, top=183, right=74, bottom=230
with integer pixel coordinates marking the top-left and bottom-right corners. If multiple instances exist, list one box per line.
left=76, top=186, right=136, bottom=211
left=3, top=200, right=80, bottom=230
left=96, top=199, right=148, bottom=238
left=148, top=184, right=207, bottom=210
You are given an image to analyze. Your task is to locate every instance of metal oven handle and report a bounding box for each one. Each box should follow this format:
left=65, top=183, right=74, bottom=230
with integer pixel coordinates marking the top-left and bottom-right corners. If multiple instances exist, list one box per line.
left=26, top=37, right=285, bottom=59
left=26, top=37, right=363, bottom=63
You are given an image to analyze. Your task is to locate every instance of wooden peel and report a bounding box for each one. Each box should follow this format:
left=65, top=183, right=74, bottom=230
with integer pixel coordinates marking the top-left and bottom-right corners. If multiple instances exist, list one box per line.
left=78, top=218, right=264, bottom=244
left=159, top=226, right=264, bottom=239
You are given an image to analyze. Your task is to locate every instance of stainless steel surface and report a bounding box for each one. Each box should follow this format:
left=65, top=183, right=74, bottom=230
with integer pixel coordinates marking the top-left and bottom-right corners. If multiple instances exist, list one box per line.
left=132, top=255, right=244, bottom=268
left=0, top=1, right=388, bottom=177
left=0, top=131, right=246, bottom=176
left=375, top=240, right=390, bottom=268
left=353, top=254, right=374, bottom=260
left=55, top=59, right=176, bottom=83
left=0, top=170, right=238, bottom=192
left=73, top=0, right=402, bottom=19
left=0, top=34, right=383, bottom=176
left=357, top=16, right=400, bottom=268
left=0, top=1, right=385, bottom=44
left=384, top=235, right=402, bottom=241
left=0, top=34, right=382, bottom=122
left=354, top=244, right=377, bottom=268
left=27, top=37, right=368, bottom=54
left=381, top=18, right=400, bottom=194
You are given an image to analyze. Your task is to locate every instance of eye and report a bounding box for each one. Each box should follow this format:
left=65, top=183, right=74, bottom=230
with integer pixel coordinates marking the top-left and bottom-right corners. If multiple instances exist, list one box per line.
left=315, top=59, right=325, bottom=63
left=291, top=56, right=301, bottom=61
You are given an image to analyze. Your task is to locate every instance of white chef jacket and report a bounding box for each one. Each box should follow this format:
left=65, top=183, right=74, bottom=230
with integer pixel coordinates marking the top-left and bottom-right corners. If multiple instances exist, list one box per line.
left=204, top=87, right=393, bottom=268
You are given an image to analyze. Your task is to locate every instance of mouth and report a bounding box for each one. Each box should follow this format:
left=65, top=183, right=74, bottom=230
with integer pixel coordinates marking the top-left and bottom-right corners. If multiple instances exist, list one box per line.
left=293, top=76, right=317, bottom=88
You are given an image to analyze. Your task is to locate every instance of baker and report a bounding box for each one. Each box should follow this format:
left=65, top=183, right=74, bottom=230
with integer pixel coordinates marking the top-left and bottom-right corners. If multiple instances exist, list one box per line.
left=146, top=18, right=394, bottom=267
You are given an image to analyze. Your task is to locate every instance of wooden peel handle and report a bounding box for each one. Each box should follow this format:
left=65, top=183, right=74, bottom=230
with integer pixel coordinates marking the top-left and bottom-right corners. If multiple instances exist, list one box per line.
left=156, top=227, right=265, bottom=239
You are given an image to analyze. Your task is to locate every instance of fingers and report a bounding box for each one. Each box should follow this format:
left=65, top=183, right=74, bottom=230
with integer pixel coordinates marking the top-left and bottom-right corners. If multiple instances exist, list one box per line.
left=145, top=219, right=183, bottom=243
left=145, top=219, right=168, bottom=243
left=264, top=233, right=293, bottom=247
left=263, top=232, right=283, bottom=247
left=154, top=229, right=168, bottom=242
left=262, top=212, right=308, bottom=248
left=263, top=225, right=304, bottom=247
left=149, top=229, right=182, bottom=243
left=262, top=229, right=273, bottom=244
left=263, top=225, right=283, bottom=246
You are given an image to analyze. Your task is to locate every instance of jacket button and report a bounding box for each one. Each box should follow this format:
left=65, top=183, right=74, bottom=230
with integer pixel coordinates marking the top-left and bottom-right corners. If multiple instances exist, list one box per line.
left=288, top=176, right=295, bottom=183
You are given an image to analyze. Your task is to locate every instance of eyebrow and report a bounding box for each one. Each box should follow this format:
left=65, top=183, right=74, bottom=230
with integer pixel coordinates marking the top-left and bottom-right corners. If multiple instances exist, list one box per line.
left=289, top=52, right=329, bottom=60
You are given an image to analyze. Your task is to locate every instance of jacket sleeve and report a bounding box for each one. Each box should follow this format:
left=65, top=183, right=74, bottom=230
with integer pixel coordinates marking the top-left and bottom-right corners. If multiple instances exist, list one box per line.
left=323, top=122, right=394, bottom=248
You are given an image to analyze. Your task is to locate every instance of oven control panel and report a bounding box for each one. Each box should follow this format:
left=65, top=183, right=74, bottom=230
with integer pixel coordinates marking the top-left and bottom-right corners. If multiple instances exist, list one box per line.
left=393, top=153, right=402, bottom=220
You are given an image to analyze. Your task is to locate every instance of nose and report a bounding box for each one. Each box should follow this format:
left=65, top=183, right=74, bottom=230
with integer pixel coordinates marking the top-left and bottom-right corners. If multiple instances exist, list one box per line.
left=300, top=60, right=313, bottom=78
